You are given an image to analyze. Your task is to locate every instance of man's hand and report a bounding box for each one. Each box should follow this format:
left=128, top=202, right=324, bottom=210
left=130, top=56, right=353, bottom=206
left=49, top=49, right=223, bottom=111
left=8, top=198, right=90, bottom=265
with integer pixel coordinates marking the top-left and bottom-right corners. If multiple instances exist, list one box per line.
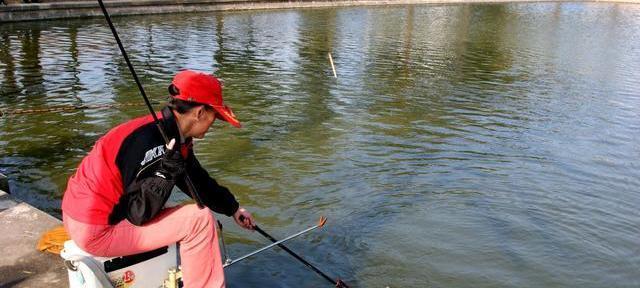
left=233, top=207, right=255, bottom=230
left=157, top=139, right=185, bottom=181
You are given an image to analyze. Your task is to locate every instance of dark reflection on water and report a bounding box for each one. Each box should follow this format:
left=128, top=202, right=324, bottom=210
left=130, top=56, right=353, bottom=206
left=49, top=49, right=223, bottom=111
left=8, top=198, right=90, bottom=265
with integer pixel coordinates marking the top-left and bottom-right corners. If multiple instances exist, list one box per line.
left=1, top=3, right=640, bottom=287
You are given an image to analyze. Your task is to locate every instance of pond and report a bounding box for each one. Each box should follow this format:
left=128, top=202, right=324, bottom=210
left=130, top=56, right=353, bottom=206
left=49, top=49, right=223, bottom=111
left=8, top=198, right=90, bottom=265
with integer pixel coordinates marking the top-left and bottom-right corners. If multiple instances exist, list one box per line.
left=1, top=2, right=640, bottom=287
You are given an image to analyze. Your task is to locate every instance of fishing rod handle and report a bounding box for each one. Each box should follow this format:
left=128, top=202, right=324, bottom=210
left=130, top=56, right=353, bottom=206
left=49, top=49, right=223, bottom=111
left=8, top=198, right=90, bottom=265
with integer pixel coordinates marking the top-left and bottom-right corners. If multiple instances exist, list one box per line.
left=183, top=174, right=205, bottom=209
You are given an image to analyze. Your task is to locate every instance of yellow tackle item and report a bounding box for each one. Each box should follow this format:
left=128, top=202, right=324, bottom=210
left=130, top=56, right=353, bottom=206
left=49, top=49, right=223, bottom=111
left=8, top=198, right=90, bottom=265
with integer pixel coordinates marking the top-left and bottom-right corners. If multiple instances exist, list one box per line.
left=37, top=225, right=70, bottom=254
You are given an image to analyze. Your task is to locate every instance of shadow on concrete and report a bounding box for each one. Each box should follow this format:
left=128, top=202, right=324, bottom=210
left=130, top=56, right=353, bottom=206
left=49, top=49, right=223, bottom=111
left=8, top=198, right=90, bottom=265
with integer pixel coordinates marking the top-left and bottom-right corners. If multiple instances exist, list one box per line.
left=0, top=250, right=67, bottom=288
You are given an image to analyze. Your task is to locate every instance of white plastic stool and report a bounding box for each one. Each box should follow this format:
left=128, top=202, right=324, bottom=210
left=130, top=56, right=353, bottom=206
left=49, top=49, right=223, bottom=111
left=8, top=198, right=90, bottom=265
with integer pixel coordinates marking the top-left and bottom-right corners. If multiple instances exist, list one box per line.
left=60, top=240, right=179, bottom=288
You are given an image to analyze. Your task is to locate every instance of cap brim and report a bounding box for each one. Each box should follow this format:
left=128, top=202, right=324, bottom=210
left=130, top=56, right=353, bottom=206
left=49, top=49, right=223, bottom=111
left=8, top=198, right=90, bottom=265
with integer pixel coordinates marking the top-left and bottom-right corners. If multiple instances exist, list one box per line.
left=212, top=105, right=241, bottom=128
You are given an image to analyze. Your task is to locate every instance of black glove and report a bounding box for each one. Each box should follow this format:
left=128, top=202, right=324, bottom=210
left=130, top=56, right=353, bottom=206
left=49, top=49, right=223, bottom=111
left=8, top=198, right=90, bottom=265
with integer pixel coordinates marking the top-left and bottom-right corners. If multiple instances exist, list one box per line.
left=156, top=142, right=185, bottom=181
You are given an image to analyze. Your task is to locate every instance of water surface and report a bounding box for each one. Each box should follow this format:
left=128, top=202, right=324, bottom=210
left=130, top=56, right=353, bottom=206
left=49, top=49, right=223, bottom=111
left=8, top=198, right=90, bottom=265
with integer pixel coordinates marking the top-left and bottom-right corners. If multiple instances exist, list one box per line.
left=1, top=3, right=640, bottom=287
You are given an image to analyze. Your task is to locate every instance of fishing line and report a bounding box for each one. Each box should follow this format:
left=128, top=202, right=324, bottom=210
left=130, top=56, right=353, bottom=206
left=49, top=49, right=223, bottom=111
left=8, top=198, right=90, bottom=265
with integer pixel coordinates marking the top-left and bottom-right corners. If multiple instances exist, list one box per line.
left=0, top=102, right=159, bottom=117
left=96, top=0, right=204, bottom=208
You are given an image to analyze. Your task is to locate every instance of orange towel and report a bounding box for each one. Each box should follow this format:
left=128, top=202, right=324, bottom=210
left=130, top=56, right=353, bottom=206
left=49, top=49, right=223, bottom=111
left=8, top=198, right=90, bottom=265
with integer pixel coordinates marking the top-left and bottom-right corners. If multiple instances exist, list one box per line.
left=37, top=225, right=70, bottom=254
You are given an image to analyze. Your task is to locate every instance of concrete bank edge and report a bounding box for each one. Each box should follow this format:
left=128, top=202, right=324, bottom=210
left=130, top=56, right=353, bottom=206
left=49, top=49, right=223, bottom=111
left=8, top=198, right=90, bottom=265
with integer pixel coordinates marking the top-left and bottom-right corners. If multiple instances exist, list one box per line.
left=0, top=189, right=67, bottom=288
left=1, top=0, right=639, bottom=22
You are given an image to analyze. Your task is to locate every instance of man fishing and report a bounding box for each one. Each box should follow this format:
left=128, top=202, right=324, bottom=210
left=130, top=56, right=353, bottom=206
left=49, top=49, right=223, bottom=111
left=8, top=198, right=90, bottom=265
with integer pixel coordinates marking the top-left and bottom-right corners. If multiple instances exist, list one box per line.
left=61, top=69, right=254, bottom=287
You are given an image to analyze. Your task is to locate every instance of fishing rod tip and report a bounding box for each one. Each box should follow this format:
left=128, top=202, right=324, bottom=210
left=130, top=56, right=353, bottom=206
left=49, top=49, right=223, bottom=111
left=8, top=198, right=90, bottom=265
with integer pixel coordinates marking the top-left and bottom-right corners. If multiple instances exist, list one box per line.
left=318, top=216, right=327, bottom=228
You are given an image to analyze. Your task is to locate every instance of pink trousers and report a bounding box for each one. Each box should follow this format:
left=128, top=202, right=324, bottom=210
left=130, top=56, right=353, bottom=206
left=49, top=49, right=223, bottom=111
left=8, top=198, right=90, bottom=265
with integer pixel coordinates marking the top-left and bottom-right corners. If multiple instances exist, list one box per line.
left=63, top=204, right=225, bottom=288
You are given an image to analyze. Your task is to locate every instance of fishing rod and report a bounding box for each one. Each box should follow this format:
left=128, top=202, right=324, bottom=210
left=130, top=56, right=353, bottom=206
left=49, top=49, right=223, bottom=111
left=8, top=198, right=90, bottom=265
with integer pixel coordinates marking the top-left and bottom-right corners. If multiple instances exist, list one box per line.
left=96, top=0, right=204, bottom=208
left=239, top=216, right=350, bottom=288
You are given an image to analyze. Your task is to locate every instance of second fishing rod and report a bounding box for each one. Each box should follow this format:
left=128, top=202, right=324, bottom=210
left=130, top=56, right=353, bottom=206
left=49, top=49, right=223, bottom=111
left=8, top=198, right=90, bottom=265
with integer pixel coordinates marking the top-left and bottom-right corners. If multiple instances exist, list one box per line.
left=237, top=215, right=350, bottom=288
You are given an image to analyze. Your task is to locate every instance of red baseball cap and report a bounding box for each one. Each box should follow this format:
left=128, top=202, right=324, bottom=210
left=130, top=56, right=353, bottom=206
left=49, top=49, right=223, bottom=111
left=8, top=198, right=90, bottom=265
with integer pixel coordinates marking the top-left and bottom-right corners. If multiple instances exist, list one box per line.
left=171, top=70, right=241, bottom=128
